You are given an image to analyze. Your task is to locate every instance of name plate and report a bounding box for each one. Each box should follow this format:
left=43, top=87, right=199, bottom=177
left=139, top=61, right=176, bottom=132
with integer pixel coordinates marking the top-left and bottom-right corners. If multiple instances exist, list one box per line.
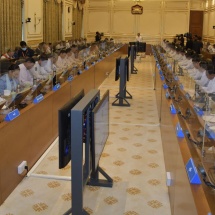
left=91, top=62, right=95, bottom=65
left=33, top=94, right=44, bottom=104
left=185, top=158, right=201, bottom=184
left=205, top=124, right=215, bottom=139
left=52, top=83, right=61, bottom=91
left=67, top=75, right=73, bottom=81
left=160, top=75, right=165, bottom=81
left=85, top=66, right=89, bottom=70
left=193, top=106, right=204, bottom=116
left=163, top=83, right=168, bottom=89
left=170, top=103, right=177, bottom=114
left=4, top=109, right=20, bottom=122
left=175, top=122, right=184, bottom=138
left=180, top=83, right=184, bottom=90
left=159, top=70, right=163, bottom=75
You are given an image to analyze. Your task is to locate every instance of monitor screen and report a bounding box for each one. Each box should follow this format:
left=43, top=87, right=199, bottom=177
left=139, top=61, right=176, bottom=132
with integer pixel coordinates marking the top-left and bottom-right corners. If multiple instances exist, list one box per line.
left=115, top=57, right=121, bottom=81
left=92, top=90, right=109, bottom=171
left=58, top=89, right=85, bottom=169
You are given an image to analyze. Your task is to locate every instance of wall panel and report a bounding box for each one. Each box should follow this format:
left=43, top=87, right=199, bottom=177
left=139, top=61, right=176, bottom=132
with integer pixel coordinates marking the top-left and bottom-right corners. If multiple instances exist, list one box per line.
left=208, top=11, right=215, bottom=36
left=85, top=0, right=191, bottom=44
left=139, top=11, right=161, bottom=36
left=24, top=0, right=43, bottom=44
left=112, top=11, right=135, bottom=34
left=164, top=12, right=188, bottom=35
left=88, top=11, right=110, bottom=33
left=203, top=12, right=209, bottom=36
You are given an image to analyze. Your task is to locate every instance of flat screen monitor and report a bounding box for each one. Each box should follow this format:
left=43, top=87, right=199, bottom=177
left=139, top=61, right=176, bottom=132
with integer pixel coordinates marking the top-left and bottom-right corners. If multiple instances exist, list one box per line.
left=8, top=88, right=32, bottom=109
left=115, top=57, right=121, bottom=81
left=91, top=90, right=109, bottom=171
left=58, top=89, right=85, bottom=169
left=125, top=57, right=129, bottom=82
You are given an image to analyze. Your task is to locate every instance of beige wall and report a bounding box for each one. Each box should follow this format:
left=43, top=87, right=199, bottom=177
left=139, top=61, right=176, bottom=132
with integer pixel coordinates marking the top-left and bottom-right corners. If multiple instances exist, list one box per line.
left=22, top=0, right=77, bottom=47
left=84, top=0, right=204, bottom=44
left=203, top=0, right=215, bottom=43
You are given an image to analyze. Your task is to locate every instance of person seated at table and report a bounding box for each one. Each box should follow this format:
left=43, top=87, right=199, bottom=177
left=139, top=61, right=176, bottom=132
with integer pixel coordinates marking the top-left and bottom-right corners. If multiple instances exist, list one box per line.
left=195, top=60, right=210, bottom=87
left=1, top=48, right=15, bottom=60
left=18, top=57, right=35, bottom=87
left=34, top=42, right=44, bottom=56
left=65, top=48, right=76, bottom=67
left=201, top=63, right=215, bottom=94
left=71, top=45, right=79, bottom=61
left=188, top=55, right=203, bottom=79
left=17, top=41, right=35, bottom=59
left=56, top=50, right=68, bottom=70
left=178, top=51, right=195, bottom=70
left=13, top=47, right=20, bottom=59
left=0, top=64, right=20, bottom=95
left=30, top=54, right=50, bottom=80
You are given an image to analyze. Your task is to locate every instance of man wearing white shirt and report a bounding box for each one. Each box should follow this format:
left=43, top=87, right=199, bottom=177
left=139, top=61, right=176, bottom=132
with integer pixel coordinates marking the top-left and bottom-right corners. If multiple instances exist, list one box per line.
left=56, top=50, right=68, bottom=70
left=65, top=48, right=76, bottom=67
left=18, top=58, right=35, bottom=87
left=188, top=56, right=202, bottom=79
left=196, top=61, right=210, bottom=87
left=30, top=54, right=49, bottom=80
left=201, top=64, right=215, bottom=94
left=136, top=33, right=143, bottom=42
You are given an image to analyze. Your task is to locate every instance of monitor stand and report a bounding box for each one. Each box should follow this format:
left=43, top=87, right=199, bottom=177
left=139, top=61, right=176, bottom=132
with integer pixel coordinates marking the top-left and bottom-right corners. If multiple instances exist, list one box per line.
left=87, top=166, right=113, bottom=187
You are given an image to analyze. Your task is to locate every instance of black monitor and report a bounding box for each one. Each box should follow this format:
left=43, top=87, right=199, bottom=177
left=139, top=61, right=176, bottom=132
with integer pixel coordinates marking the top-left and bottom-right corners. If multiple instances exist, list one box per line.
left=58, top=89, right=85, bottom=169
left=115, top=57, right=121, bottom=81
left=91, top=90, right=109, bottom=172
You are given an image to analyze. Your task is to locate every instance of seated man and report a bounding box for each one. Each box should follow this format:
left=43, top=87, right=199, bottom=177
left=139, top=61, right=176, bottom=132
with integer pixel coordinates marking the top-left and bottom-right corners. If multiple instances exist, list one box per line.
left=195, top=60, right=210, bottom=87
left=30, top=54, right=50, bottom=80
left=18, top=57, right=35, bottom=87
left=0, top=64, right=20, bottom=95
left=1, top=48, right=15, bottom=60
left=201, top=63, right=215, bottom=94
left=56, top=50, right=68, bottom=70
left=65, top=48, right=76, bottom=67
left=188, top=55, right=203, bottom=79
left=17, top=41, right=35, bottom=59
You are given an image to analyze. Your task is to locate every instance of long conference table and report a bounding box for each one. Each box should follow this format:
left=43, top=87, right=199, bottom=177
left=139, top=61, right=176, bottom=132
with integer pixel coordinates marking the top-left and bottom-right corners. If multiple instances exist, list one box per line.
left=154, top=50, right=215, bottom=215
left=0, top=45, right=127, bottom=205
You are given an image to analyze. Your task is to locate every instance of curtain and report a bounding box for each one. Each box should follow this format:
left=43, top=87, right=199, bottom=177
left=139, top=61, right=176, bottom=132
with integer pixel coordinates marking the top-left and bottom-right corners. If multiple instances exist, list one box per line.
left=43, top=0, right=63, bottom=44
left=72, top=7, right=83, bottom=39
left=0, top=0, right=22, bottom=55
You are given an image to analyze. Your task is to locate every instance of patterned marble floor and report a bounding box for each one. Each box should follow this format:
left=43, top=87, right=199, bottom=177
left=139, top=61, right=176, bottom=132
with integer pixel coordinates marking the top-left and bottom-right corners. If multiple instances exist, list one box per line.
left=0, top=56, right=171, bottom=215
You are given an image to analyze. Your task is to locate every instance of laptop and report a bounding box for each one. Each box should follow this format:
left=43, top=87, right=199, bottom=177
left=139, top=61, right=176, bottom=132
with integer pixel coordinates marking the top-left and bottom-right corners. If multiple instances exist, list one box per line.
left=8, top=88, right=32, bottom=109
left=30, top=79, right=48, bottom=99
